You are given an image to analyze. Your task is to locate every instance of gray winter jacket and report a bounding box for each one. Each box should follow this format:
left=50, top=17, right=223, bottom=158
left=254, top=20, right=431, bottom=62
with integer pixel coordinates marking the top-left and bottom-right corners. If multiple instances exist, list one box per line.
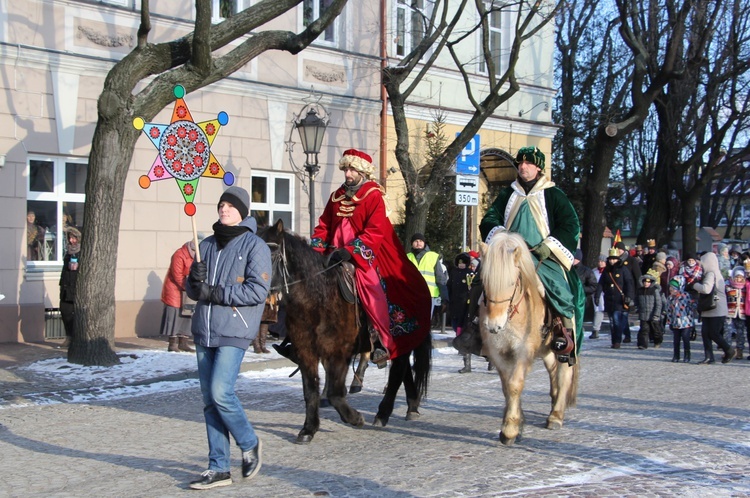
left=187, top=217, right=272, bottom=349
left=637, top=285, right=663, bottom=322
left=693, top=252, right=728, bottom=318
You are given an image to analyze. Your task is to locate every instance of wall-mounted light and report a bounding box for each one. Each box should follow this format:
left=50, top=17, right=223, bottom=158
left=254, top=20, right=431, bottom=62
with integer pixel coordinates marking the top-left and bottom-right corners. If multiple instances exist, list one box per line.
left=518, top=101, right=550, bottom=117
left=387, top=166, right=399, bottom=175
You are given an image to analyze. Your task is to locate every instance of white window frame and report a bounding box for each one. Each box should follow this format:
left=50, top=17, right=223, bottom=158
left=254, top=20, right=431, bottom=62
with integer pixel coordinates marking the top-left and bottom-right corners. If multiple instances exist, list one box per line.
left=301, top=0, right=339, bottom=46
left=250, top=171, right=296, bottom=232
left=478, top=1, right=505, bottom=76
left=26, top=156, right=87, bottom=270
left=101, top=0, right=132, bottom=7
left=211, top=0, right=250, bottom=23
left=393, top=0, right=428, bottom=58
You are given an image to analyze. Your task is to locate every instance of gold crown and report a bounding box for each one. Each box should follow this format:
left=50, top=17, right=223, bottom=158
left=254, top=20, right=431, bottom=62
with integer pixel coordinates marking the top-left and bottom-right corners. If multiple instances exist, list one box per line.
left=608, top=247, right=619, bottom=258
left=647, top=239, right=656, bottom=248
left=646, top=268, right=660, bottom=279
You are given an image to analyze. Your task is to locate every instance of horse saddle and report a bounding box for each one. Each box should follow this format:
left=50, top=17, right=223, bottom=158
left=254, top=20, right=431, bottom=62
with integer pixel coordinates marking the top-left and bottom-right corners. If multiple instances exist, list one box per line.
left=336, top=261, right=357, bottom=304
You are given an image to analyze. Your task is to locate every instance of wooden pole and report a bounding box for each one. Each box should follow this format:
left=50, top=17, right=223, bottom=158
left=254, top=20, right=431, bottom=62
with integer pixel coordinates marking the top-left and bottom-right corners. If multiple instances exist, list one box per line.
left=191, top=215, right=201, bottom=263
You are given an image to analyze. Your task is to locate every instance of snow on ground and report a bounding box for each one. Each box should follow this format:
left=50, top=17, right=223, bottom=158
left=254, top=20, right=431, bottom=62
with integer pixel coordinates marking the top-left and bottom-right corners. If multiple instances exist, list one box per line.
left=4, top=330, right=465, bottom=408
left=6, top=324, right=629, bottom=409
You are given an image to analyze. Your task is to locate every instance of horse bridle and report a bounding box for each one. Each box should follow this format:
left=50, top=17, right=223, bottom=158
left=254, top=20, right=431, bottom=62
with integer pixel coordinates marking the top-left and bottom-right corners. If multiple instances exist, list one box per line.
left=483, top=275, right=522, bottom=321
left=266, top=238, right=343, bottom=294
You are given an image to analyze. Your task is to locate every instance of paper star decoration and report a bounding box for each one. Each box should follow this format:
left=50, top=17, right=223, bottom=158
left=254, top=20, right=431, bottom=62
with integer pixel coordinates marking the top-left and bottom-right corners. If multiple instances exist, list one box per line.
left=133, top=85, right=234, bottom=216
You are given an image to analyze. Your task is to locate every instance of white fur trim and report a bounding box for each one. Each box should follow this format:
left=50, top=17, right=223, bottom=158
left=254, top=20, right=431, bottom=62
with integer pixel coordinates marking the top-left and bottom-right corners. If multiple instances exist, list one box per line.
left=339, top=154, right=375, bottom=178
left=485, top=225, right=506, bottom=245
left=546, top=236, right=574, bottom=271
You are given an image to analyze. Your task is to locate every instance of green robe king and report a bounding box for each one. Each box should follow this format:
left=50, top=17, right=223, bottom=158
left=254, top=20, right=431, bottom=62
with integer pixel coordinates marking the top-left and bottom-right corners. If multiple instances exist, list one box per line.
left=479, top=147, right=585, bottom=358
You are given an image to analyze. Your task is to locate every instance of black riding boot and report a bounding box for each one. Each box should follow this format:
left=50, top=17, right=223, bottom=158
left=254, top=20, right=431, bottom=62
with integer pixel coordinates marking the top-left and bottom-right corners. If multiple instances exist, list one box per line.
left=272, top=337, right=299, bottom=364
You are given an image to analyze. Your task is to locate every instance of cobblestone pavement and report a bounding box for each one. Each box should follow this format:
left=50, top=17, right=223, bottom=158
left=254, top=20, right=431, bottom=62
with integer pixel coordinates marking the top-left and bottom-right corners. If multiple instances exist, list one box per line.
left=0, top=332, right=748, bottom=497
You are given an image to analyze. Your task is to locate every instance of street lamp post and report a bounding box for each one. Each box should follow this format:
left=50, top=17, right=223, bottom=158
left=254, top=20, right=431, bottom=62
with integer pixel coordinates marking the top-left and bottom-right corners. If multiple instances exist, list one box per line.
left=294, top=106, right=328, bottom=235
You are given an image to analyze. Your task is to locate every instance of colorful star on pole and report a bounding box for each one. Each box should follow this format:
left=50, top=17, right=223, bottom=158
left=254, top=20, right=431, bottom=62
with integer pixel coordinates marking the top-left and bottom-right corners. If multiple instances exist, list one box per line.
left=133, top=85, right=234, bottom=216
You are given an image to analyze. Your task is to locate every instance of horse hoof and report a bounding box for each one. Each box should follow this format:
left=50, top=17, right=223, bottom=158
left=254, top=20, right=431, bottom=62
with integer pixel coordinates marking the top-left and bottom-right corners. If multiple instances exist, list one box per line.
left=349, top=385, right=362, bottom=394
left=354, top=415, right=365, bottom=428
left=372, top=417, right=386, bottom=428
left=499, top=432, right=516, bottom=446
left=405, top=411, right=420, bottom=421
left=320, top=398, right=330, bottom=408
left=295, top=433, right=314, bottom=444
left=546, top=420, right=563, bottom=430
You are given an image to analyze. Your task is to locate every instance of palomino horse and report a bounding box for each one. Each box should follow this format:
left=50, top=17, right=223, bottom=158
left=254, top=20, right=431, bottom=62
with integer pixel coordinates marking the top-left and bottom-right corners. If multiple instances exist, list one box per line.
left=260, top=220, right=431, bottom=443
left=479, top=231, right=579, bottom=445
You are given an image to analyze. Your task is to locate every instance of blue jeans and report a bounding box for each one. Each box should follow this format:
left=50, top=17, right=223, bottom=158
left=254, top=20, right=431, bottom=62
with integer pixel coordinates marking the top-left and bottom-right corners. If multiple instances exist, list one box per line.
left=196, top=345, right=257, bottom=472
left=608, top=310, right=629, bottom=345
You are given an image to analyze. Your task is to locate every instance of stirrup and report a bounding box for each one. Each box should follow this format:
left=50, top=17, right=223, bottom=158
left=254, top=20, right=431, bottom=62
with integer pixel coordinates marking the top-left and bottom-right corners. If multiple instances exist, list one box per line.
left=550, top=317, right=574, bottom=355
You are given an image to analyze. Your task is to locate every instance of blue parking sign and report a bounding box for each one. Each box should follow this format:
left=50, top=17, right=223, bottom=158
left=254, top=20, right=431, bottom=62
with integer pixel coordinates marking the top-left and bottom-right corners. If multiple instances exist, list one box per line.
left=455, top=133, right=480, bottom=175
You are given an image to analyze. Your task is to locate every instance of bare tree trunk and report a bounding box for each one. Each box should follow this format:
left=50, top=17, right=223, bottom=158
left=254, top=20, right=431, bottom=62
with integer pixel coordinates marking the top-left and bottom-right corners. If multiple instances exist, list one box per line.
left=680, top=195, right=700, bottom=258
left=581, top=129, right=617, bottom=266
left=403, top=197, right=428, bottom=247
left=639, top=106, right=675, bottom=247
left=70, top=103, right=139, bottom=366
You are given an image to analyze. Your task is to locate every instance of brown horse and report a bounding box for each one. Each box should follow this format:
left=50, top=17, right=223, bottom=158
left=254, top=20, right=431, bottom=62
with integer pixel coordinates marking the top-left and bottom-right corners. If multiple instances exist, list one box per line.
left=260, top=220, right=431, bottom=443
left=479, top=231, right=579, bottom=445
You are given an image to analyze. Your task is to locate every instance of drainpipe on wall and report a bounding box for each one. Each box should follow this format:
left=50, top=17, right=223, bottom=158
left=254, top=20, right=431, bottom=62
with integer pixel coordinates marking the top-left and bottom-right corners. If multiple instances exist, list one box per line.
left=379, top=0, right=388, bottom=187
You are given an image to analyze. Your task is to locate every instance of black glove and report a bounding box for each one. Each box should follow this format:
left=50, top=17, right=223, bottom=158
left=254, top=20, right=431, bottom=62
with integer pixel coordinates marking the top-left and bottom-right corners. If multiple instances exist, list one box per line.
left=196, top=282, right=212, bottom=301
left=209, top=285, right=223, bottom=304
left=190, top=261, right=207, bottom=282
left=327, top=248, right=351, bottom=267
left=532, top=243, right=551, bottom=262
left=685, top=281, right=694, bottom=292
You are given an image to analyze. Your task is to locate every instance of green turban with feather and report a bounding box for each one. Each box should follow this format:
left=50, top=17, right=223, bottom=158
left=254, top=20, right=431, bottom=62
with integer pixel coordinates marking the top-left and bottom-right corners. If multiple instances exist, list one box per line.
left=515, top=146, right=545, bottom=170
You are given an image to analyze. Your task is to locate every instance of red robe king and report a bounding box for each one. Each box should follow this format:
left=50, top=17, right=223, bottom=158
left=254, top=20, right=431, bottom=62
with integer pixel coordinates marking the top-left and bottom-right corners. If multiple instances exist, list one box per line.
left=310, top=153, right=431, bottom=359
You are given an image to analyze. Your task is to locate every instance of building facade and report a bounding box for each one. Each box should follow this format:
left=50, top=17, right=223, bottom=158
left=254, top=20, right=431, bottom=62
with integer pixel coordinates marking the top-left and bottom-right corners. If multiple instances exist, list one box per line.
left=0, top=0, right=555, bottom=343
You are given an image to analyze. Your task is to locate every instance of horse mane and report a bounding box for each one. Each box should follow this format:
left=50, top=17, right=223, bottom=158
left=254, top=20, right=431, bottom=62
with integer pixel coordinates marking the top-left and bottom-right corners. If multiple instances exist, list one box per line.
left=482, top=232, right=543, bottom=302
left=277, top=229, right=331, bottom=297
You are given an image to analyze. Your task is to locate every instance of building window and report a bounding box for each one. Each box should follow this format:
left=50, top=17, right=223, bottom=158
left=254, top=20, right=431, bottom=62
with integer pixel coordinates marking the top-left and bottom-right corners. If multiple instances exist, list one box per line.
left=26, top=157, right=87, bottom=266
left=212, top=0, right=248, bottom=22
left=251, top=172, right=295, bottom=230
left=478, top=3, right=503, bottom=75
left=395, top=0, right=426, bottom=57
left=303, top=0, right=337, bottom=44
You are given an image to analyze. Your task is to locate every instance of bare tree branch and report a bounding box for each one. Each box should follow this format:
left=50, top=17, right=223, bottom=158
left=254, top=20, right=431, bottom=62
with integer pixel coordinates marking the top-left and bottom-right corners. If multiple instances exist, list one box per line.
left=136, top=0, right=150, bottom=49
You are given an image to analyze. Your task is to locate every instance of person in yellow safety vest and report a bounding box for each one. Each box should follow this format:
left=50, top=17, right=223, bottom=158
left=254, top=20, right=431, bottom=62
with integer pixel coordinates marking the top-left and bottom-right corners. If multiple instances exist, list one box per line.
left=407, top=233, right=449, bottom=319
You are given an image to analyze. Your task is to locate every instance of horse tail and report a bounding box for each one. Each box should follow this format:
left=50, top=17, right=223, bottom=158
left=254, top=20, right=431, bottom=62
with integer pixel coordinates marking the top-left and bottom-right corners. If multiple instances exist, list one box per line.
left=412, top=333, right=432, bottom=400
left=566, top=362, right=580, bottom=408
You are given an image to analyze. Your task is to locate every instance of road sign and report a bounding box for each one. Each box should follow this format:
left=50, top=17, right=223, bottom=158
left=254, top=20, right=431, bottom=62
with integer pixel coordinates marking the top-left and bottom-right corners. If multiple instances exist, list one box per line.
left=455, top=191, right=478, bottom=206
left=456, top=174, right=479, bottom=192
left=455, top=133, right=481, bottom=175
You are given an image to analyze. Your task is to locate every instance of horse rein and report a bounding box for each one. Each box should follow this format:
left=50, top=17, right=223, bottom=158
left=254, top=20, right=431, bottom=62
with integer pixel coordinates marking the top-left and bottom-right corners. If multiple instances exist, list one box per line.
left=483, top=275, right=521, bottom=321
left=266, top=239, right=343, bottom=293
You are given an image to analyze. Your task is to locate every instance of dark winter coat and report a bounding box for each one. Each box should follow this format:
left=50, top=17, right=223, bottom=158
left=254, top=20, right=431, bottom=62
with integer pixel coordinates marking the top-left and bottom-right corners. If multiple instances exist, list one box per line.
left=448, top=265, right=472, bottom=324
left=637, top=285, right=663, bottom=321
left=59, top=253, right=80, bottom=303
left=620, top=252, right=643, bottom=288
left=597, top=260, right=635, bottom=314
left=574, top=262, right=598, bottom=297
